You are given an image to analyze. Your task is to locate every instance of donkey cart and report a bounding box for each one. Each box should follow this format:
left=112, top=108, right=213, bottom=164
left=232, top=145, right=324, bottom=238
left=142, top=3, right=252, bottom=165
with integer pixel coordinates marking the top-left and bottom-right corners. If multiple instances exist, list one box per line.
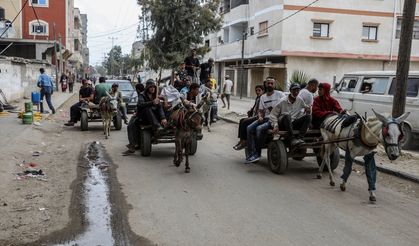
left=138, top=126, right=199, bottom=157
left=257, top=129, right=342, bottom=174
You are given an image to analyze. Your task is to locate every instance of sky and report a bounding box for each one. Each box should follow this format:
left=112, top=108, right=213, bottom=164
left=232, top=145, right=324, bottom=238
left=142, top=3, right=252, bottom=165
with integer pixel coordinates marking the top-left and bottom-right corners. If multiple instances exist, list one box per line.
left=74, top=0, right=141, bottom=66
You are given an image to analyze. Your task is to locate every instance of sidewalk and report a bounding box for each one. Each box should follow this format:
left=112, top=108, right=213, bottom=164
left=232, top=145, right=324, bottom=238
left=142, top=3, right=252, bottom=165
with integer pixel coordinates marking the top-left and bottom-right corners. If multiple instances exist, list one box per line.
left=218, top=96, right=419, bottom=184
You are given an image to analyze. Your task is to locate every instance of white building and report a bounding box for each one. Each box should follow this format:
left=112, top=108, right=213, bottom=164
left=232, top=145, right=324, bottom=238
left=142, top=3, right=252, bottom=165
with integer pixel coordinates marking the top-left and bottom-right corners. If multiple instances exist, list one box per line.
left=204, top=0, right=419, bottom=97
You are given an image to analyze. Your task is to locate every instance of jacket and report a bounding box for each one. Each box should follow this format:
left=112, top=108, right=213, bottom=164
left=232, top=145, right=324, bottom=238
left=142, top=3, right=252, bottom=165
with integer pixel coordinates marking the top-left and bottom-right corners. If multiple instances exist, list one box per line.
left=312, top=83, right=343, bottom=119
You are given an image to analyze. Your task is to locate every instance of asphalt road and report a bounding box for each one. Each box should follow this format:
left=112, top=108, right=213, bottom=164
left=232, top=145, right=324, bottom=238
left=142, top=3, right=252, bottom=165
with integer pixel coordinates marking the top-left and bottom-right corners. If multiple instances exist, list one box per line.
left=101, top=120, right=419, bottom=246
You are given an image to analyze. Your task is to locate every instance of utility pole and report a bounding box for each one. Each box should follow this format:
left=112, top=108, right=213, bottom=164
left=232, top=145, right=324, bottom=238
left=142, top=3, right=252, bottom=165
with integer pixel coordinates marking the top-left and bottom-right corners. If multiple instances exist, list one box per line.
left=109, top=36, right=118, bottom=77
left=53, top=23, right=59, bottom=90
left=393, top=0, right=416, bottom=117
left=239, top=30, right=247, bottom=99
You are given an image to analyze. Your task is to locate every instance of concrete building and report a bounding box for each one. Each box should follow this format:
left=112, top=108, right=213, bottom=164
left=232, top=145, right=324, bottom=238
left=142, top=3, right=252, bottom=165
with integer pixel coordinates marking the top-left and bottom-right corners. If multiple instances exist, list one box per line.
left=0, top=0, right=22, bottom=38
left=68, top=7, right=83, bottom=77
left=81, top=13, right=89, bottom=77
left=204, top=0, right=419, bottom=97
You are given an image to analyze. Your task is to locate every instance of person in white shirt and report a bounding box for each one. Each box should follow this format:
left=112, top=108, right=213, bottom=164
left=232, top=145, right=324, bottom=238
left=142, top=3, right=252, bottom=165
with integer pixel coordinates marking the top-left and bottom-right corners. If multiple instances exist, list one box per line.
left=221, top=75, right=234, bottom=109
left=270, top=83, right=312, bottom=146
left=298, top=78, right=319, bottom=107
left=245, top=77, right=286, bottom=163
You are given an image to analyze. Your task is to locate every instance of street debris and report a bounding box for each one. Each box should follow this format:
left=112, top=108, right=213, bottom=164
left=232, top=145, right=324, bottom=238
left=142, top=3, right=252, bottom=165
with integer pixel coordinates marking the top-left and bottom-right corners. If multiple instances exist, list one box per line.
left=33, top=121, right=42, bottom=126
left=15, top=162, right=47, bottom=181
left=32, top=151, right=41, bottom=157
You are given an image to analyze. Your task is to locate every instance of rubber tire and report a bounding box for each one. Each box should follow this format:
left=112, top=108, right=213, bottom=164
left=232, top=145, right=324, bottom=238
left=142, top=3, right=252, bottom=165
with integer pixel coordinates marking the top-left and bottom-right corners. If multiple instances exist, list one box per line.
left=268, top=140, right=288, bottom=174
left=316, top=148, right=340, bottom=171
left=400, top=123, right=414, bottom=149
left=292, top=148, right=307, bottom=161
left=113, top=113, right=122, bottom=130
left=140, top=130, right=152, bottom=156
left=80, top=111, right=88, bottom=131
left=189, top=133, right=198, bottom=155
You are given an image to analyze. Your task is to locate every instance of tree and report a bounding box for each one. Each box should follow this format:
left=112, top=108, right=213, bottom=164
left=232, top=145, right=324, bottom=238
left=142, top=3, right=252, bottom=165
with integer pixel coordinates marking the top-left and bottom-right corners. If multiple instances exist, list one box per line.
left=137, top=0, right=222, bottom=73
left=95, top=65, right=107, bottom=76
left=103, top=45, right=123, bottom=76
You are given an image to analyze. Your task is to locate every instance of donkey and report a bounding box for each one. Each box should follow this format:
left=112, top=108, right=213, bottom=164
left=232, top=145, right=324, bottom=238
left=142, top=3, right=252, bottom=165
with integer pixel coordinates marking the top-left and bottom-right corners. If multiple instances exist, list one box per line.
left=99, top=96, right=118, bottom=139
left=173, top=106, right=203, bottom=173
left=317, top=110, right=409, bottom=199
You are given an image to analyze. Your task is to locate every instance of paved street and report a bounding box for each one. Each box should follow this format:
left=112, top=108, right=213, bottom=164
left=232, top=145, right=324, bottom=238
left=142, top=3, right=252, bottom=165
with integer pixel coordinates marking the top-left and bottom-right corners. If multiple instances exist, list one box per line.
left=1, top=95, right=419, bottom=245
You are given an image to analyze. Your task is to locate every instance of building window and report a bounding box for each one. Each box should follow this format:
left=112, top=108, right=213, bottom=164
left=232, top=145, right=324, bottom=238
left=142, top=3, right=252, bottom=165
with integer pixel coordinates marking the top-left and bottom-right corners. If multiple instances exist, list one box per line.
left=218, top=36, right=224, bottom=44
left=258, top=21, right=268, bottom=36
left=205, top=39, right=210, bottom=47
left=362, top=24, right=378, bottom=41
left=29, top=20, right=49, bottom=36
left=313, top=23, right=329, bottom=37
left=396, top=18, right=419, bottom=39
left=30, top=0, right=48, bottom=7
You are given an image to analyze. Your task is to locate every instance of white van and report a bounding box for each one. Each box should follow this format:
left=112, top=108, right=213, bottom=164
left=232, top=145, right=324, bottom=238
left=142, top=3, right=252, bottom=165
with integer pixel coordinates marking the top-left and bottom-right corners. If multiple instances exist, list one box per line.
left=332, top=71, right=419, bottom=147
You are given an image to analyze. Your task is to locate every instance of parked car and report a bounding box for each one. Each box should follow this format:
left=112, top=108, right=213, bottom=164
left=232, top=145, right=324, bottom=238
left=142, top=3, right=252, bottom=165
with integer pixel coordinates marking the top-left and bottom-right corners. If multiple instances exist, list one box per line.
left=332, top=71, right=419, bottom=148
left=105, top=80, right=136, bottom=114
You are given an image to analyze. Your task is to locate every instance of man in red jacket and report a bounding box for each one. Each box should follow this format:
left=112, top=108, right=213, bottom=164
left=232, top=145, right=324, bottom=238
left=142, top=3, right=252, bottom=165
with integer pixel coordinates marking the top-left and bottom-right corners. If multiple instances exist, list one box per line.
left=312, top=83, right=344, bottom=128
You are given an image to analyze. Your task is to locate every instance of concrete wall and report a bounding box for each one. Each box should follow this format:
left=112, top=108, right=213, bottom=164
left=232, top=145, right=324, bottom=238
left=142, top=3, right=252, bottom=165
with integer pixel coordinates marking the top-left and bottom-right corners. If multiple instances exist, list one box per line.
left=0, top=57, right=52, bottom=101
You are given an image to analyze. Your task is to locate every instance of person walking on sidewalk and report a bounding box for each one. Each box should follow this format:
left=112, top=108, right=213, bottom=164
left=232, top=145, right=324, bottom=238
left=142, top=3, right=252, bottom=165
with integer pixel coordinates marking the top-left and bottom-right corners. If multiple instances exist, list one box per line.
left=68, top=71, right=75, bottom=93
left=37, top=68, right=56, bottom=114
left=60, top=72, right=68, bottom=92
left=221, top=75, right=234, bottom=110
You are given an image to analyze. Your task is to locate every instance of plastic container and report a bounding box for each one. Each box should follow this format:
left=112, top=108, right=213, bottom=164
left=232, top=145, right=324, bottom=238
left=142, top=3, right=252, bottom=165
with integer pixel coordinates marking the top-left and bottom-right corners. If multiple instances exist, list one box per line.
left=31, top=92, right=40, bottom=104
left=22, top=112, right=33, bottom=124
left=24, top=102, right=33, bottom=112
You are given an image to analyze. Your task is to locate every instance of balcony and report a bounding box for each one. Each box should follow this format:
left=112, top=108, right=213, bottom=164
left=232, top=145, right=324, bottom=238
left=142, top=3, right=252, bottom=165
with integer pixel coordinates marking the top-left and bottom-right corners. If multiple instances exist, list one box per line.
left=223, top=3, right=248, bottom=27
left=231, top=0, right=248, bottom=9
left=212, top=41, right=241, bottom=61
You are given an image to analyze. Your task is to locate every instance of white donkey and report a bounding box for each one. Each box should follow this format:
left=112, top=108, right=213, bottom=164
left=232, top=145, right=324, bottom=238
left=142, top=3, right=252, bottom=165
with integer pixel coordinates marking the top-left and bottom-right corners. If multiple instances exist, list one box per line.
left=317, top=109, right=409, bottom=198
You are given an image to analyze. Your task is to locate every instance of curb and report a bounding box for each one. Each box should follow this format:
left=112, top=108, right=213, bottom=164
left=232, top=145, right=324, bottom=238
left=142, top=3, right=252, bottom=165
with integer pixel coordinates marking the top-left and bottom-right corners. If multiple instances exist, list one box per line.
left=56, top=93, right=77, bottom=111
left=339, top=154, right=419, bottom=184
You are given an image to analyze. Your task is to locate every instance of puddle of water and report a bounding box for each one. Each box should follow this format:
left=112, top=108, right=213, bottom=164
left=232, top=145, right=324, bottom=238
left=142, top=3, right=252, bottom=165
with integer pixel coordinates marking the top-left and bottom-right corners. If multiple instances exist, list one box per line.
left=55, top=142, right=115, bottom=246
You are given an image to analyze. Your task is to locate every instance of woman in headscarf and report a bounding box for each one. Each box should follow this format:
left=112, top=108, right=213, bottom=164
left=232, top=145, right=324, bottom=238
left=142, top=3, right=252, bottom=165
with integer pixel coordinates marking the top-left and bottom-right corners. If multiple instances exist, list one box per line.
left=312, top=82, right=344, bottom=129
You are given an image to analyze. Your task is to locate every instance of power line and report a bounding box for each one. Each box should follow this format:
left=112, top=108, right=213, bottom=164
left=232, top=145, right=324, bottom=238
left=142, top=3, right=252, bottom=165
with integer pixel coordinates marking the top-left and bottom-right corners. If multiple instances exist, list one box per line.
left=0, top=0, right=29, bottom=38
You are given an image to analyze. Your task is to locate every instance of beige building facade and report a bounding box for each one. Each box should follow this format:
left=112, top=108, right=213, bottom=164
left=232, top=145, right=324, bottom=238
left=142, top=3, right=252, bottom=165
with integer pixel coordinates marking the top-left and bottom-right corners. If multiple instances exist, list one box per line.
left=204, top=0, right=419, bottom=97
left=0, top=0, right=22, bottom=38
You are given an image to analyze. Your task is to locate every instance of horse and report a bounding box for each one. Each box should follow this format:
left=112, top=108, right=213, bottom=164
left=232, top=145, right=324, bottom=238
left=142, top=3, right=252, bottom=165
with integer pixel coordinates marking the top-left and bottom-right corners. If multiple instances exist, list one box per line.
left=200, top=88, right=217, bottom=132
left=99, top=96, right=118, bottom=139
left=317, top=109, right=410, bottom=199
left=172, top=105, right=203, bottom=173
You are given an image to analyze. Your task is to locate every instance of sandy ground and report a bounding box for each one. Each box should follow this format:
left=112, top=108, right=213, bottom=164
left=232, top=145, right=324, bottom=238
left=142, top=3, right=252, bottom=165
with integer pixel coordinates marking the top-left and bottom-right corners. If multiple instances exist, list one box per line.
left=0, top=107, right=81, bottom=245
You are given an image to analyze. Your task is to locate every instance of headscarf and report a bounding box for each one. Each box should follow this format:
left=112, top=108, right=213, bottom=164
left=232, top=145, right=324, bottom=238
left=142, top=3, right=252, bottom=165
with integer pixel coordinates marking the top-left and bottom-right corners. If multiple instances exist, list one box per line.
left=319, top=82, right=331, bottom=101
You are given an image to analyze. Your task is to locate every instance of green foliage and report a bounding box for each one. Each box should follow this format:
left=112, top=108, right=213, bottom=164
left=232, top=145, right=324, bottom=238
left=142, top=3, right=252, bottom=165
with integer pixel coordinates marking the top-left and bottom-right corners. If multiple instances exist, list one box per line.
left=138, top=0, right=222, bottom=71
left=103, top=45, right=123, bottom=76
left=289, top=70, right=310, bottom=85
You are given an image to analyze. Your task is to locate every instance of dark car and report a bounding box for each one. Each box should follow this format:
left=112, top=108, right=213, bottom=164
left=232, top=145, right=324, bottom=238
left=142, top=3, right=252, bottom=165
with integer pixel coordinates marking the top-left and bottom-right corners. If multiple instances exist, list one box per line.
left=105, top=80, right=136, bottom=114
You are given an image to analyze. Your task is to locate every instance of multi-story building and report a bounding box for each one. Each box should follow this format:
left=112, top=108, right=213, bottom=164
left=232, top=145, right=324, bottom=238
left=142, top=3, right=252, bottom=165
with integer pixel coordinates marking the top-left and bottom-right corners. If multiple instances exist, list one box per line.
left=204, top=0, right=419, bottom=97
left=69, top=7, right=83, bottom=77
left=81, top=13, right=89, bottom=76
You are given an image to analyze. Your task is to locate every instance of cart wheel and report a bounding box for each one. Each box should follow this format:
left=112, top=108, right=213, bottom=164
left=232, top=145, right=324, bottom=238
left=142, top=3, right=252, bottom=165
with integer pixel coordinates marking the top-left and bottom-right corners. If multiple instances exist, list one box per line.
left=80, top=111, right=88, bottom=131
left=400, top=123, right=413, bottom=149
left=140, top=130, right=152, bottom=156
left=268, top=140, right=288, bottom=174
left=292, top=148, right=307, bottom=161
left=189, top=133, right=198, bottom=155
left=316, top=148, right=340, bottom=171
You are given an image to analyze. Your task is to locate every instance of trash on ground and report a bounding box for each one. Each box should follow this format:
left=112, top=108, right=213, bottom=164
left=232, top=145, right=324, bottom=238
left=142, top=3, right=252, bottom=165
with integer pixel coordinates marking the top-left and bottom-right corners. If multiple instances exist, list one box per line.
left=33, top=121, right=42, bottom=126
left=14, top=162, right=47, bottom=181
left=32, top=151, right=41, bottom=157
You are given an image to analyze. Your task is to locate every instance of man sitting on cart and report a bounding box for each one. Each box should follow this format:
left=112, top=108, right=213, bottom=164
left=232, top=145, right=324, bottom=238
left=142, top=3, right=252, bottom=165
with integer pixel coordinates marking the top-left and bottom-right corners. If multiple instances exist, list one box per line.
left=64, top=79, right=94, bottom=126
left=137, top=80, right=167, bottom=132
left=270, top=83, right=312, bottom=146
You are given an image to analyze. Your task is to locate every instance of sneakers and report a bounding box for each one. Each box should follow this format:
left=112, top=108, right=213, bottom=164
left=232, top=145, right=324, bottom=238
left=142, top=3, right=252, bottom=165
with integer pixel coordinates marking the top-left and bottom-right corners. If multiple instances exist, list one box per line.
left=64, top=121, right=75, bottom=126
left=124, top=119, right=128, bottom=125
left=245, top=155, right=260, bottom=164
